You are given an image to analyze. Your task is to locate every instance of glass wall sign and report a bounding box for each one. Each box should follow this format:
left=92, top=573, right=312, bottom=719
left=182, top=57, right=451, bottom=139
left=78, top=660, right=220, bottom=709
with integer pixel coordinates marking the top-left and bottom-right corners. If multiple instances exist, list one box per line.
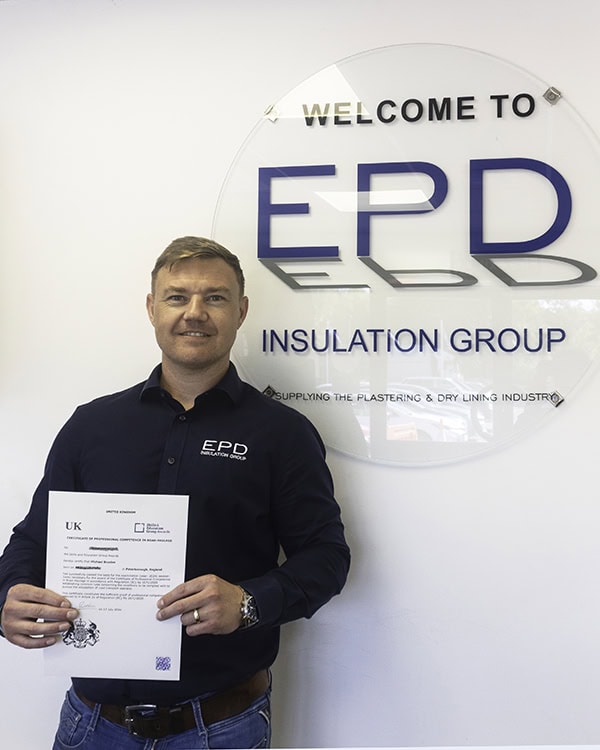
left=213, top=44, right=600, bottom=465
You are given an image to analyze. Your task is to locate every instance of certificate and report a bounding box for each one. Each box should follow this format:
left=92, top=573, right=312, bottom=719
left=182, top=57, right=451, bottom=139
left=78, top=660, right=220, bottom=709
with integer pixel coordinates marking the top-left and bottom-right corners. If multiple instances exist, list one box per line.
left=44, top=491, right=189, bottom=681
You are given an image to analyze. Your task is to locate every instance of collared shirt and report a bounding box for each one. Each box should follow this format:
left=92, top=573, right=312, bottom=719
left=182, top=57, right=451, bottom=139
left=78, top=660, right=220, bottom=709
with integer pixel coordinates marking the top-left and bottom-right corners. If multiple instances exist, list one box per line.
left=0, top=364, right=350, bottom=704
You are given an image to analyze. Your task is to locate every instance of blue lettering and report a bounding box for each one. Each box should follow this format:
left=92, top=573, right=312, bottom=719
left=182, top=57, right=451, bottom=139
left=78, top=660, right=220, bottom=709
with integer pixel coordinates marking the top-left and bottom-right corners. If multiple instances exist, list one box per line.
left=469, top=157, right=572, bottom=254
left=257, top=165, right=338, bottom=259
left=356, top=161, right=449, bottom=258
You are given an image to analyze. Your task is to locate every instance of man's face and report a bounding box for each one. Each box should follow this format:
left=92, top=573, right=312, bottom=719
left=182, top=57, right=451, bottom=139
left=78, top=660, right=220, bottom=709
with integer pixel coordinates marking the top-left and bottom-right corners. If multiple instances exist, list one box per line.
left=146, top=257, right=248, bottom=376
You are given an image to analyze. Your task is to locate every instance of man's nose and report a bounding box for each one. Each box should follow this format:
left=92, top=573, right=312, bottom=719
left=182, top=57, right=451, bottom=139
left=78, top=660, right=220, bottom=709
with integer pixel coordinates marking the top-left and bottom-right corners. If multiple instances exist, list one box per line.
left=183, top=296, right=208, bottom=320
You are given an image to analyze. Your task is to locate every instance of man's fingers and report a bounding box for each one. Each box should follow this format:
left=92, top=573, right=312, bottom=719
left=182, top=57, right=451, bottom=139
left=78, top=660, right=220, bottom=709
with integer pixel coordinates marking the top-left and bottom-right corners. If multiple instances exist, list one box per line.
left=7, top=583, right=71, bottom=608
left=157, top=576, right=213, bottom=609
left=3, top=614, right=74, bottom=648
left=3, top=600, right=78, bottom=627
left=2, top=584, right=78, bottom=649
left=12, top=614, right=72, bottom=636
left=156, top=575, right=243, bottom=635
left=8, top=632, right=62, bottom=649
left=156, top=575, right=217, bottom=618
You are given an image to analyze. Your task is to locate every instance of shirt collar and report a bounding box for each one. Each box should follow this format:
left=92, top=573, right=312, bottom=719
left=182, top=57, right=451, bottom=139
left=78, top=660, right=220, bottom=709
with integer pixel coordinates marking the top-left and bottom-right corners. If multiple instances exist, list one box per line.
left=140, top=362, right=244, bottom=406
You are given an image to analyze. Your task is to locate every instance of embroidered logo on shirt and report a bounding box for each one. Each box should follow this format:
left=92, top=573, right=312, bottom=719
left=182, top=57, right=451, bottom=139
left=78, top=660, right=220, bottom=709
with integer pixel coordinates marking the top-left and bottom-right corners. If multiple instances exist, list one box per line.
left=200, top=439, right=248, bottom=461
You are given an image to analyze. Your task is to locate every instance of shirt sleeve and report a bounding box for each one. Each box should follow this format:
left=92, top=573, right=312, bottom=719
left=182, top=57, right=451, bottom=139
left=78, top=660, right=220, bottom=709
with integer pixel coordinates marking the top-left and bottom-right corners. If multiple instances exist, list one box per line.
left=0, top=411, right=81, bottom=613
left=239, top=409, right=350, bottom=627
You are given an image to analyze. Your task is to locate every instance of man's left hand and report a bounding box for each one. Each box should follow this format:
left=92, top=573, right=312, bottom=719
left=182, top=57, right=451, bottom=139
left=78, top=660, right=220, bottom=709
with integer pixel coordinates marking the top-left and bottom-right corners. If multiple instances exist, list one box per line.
left=156, top=574, right=243, bottom=635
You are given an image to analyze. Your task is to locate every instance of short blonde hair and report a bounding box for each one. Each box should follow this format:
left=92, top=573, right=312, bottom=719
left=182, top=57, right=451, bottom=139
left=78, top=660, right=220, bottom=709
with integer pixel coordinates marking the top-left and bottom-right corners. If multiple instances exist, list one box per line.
left=151, top=236, right=245, bottom=295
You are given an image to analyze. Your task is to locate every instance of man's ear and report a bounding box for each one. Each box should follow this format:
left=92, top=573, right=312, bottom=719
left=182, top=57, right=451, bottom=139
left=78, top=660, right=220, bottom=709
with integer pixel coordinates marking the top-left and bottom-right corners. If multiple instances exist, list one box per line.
left=146, top=293, right=155, bottom=325
left=238, top=296, right=249, bottom=329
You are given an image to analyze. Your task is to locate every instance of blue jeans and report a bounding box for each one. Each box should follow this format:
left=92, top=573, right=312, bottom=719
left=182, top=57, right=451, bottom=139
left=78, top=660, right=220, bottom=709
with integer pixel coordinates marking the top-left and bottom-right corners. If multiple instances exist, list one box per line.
left=52, top=684, right=272, bottom=749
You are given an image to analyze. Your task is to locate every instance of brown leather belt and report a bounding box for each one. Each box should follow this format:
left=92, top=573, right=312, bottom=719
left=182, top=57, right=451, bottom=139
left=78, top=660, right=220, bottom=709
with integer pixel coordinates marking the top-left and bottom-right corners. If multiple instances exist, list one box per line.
left=76, top=669, right=269, bottom=739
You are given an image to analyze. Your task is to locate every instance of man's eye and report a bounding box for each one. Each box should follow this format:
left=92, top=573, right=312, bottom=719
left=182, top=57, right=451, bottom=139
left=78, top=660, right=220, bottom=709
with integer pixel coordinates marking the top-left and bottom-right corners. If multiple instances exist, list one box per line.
left=207, top=295, right=225, bottom=303
left=167, top=295, right=186, bottom=303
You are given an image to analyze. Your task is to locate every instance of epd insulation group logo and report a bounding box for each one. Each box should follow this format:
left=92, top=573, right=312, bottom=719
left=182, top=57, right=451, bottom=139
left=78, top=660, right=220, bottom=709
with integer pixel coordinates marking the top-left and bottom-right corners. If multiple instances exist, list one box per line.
left=213, top=44, right=600, bottom=466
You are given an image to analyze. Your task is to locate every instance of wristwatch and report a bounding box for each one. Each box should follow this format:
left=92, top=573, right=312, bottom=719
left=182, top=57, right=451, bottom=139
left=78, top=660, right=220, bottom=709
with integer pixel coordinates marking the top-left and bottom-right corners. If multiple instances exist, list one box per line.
left=239, top=588, right=259, bottom=629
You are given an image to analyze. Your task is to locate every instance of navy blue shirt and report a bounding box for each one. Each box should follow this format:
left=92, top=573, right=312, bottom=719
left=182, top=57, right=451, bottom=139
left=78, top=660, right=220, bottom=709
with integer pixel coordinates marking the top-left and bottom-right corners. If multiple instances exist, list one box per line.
left=0, top=364, right=350, bottom=704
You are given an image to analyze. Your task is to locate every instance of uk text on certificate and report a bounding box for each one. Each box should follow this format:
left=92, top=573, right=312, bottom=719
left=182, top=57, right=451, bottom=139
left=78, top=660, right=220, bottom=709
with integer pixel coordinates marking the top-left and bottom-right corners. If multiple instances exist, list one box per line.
left=44, top=491, right=189, bottom=681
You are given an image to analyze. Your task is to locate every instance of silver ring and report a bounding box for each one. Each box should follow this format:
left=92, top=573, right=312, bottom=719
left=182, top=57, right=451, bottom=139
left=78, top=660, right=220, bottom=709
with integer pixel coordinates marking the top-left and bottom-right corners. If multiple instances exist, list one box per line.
left=192, top=608, right=200, bottom=623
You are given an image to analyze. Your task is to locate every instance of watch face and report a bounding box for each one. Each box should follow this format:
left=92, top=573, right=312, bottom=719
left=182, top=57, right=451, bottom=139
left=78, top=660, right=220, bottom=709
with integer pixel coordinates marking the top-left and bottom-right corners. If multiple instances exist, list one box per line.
left=242, top=594, right=258, bottom=627
left=241, top=593, right=258, bottom=627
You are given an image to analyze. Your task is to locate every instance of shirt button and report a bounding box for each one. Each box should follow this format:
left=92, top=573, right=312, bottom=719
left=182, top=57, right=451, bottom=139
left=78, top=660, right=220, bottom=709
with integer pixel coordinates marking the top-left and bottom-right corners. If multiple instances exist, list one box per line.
left=167, top=457, right=176, bottom=465
left=178, top=414, right=187, bottom=422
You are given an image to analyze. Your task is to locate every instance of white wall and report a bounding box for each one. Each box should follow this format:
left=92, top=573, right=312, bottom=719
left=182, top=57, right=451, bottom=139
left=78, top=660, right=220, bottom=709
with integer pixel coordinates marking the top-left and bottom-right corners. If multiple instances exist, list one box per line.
left=1, top=0, right=600, bottom=747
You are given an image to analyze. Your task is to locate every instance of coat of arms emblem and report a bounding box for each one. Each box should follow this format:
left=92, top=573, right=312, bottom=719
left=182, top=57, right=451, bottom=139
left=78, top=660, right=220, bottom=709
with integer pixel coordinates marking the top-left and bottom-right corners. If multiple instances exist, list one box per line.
left=62, top=618, right=100, bottom=648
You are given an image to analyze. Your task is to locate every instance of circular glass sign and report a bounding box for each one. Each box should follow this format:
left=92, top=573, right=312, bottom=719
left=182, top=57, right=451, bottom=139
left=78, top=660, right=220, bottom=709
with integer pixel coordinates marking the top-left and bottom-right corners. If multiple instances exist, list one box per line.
left=213, top=44, right=600, bottom=466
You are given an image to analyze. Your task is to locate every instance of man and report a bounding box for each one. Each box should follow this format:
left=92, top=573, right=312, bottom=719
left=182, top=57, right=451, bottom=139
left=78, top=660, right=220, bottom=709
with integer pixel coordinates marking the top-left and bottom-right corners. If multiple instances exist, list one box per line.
left=0, top=236, right=350, bottom=748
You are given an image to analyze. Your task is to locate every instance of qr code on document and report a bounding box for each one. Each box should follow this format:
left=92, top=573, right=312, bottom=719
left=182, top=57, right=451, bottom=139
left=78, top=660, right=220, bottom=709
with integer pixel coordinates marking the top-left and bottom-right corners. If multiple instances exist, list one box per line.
left=155, top=656, right=172, bottom=671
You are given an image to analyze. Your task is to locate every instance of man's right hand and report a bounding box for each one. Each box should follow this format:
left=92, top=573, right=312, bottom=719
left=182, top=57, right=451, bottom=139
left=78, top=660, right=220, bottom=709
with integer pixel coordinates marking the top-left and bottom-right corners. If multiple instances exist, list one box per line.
left=1, top=583, right=79, bottom=649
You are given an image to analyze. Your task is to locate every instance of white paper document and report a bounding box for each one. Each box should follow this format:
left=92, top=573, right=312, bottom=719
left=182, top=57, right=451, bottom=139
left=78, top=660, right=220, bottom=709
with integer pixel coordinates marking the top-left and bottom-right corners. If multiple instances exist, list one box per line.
left=45, top=491, right=189, bottom=681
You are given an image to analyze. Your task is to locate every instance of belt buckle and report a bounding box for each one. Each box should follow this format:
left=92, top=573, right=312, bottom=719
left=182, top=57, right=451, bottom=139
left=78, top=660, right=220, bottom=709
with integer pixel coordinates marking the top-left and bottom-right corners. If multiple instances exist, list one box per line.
left=124, top=703, right=159, bottom=736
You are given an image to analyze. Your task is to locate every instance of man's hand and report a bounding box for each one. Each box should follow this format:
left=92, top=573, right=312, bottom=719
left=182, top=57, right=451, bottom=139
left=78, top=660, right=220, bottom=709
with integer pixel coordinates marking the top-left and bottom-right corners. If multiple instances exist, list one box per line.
left=1, top=583, right=79, bottom=649
left=156, top=574, right=243, bottom=636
